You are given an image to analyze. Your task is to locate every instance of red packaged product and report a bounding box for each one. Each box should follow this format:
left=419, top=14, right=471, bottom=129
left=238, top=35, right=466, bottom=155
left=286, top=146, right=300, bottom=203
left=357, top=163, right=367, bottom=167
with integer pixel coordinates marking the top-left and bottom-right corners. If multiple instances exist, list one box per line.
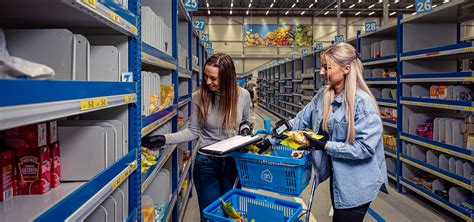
left=15, top=146, right=51, bottom=195
left=50, top=142, right=61, bottom=188
left=5, top=123, right=48, bottom=149
left=0, top=150, right=13, bottom=201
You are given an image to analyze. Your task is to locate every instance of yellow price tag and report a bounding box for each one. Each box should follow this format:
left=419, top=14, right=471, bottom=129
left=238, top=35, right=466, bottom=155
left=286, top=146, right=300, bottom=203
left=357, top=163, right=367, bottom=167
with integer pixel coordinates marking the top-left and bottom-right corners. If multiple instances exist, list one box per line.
left=464, top=47, right=474, bottom=52
left=82, top=0, right=97, bottom=8
left=129, top=25, right=138, bottom=35
left=124, top=95, right=133, bottom=103
left=108, top=11, right=120, bottom=23
left=463, top=77, right=474, bottom=81
left=80, top=98, right=108, bottom=111
left=143, top=53, right=148, bottom=60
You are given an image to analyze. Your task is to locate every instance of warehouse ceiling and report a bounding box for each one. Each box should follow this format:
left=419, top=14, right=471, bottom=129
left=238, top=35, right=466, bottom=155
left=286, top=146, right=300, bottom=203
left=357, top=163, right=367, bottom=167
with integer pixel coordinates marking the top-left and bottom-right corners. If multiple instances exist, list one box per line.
left=195, top=0, right=451, bottom=16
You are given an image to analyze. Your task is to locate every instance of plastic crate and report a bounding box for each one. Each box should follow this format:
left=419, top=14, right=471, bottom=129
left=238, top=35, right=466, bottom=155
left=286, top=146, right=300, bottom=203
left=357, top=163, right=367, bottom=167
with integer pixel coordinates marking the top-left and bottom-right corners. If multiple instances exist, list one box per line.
left=203, top=189, right=303, bottom=222
left=230, top=145, right=312, bottom=196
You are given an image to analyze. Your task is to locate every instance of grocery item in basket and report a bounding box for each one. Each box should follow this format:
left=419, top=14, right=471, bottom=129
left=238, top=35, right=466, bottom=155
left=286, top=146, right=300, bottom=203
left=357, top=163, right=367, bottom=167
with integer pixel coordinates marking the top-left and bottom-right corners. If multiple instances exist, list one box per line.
left=291, top=150, right=304, bottom=159
left=281, top=130, right=324, bottom=149
left=221, top=199, right=242, bottom=220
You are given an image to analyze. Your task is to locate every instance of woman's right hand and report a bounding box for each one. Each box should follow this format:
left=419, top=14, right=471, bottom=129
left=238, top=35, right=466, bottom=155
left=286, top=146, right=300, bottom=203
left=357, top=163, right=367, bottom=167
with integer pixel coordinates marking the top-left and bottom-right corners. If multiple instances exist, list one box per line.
left=142, top=135, right=166, bottom=148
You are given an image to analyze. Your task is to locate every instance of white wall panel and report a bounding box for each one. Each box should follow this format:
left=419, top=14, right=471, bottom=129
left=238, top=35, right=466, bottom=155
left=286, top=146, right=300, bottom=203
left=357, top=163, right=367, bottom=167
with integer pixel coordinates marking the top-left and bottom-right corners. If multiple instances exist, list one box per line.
left=209, top=24, right=243, bottom=41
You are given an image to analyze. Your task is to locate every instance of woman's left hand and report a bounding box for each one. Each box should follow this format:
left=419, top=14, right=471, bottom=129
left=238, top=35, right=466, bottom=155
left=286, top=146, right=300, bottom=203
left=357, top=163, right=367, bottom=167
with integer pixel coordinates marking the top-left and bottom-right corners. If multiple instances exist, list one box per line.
left=299, top=132, right=327, bottom=151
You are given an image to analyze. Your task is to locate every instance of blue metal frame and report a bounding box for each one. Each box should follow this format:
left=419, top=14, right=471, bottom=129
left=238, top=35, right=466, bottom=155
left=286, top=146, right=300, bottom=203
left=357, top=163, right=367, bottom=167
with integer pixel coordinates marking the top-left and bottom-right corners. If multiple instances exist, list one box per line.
left=142, top=42, right=177, bottom=64
left=396, top=14, right=404, bottom=193
left=401, top=71, right=474, bottom=79
left=401, top=41, right=472, bottom=58
left=400, top=132, right=472, bottom=157
left=361, top=54, right=397, bottom=63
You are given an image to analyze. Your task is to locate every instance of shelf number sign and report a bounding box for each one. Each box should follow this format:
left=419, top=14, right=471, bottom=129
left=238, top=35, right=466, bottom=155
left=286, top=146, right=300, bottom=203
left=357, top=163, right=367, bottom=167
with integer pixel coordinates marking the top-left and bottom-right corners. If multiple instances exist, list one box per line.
left=201, top=34, right=209, bottom=42
left=314, top=42, right=323, bottom=51
left=334, top=35, right=344, bottom=43
left=121, top=72, right=133, bottom=82
left=365, top=21, right=377, bottom=33
left=302, top=49, right=308, bottom=56
left=194, top=19, right=205, bottom=31
left=184, top=0, right=198, bottom=11
left=416, top=0, right=432, bottom=14
left=205, top=42, right=212, bottom=49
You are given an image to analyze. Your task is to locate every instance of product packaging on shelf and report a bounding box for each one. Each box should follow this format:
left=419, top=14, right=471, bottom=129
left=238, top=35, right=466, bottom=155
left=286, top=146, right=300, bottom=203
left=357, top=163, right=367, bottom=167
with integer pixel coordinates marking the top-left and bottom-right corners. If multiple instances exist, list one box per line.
left=15, top=146, right=51, bottom=195
left=50, top=142, right=60, bottom=188
left=5, top=123, right=47, bottom=149
left=0, top=150, right=13, bottom=201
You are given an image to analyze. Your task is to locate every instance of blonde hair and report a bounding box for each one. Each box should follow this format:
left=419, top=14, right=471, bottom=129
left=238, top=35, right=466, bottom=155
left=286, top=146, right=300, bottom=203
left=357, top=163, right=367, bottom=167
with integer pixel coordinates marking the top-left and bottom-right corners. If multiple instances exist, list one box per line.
left=321, top=43, right=378, bottom=144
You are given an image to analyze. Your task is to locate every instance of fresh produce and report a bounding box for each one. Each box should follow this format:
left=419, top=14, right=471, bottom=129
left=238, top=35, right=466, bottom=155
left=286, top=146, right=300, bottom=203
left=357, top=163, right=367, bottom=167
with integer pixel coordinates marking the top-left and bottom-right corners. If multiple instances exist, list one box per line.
left=244, top=25, right=312, bottom=47
left=221, top=199, right=241, bottom=219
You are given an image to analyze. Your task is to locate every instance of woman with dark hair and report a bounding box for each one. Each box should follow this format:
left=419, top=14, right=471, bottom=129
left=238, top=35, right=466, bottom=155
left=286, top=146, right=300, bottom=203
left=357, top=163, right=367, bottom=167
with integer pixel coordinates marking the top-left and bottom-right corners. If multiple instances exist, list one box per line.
left=142, top=53, right=251, bottom=219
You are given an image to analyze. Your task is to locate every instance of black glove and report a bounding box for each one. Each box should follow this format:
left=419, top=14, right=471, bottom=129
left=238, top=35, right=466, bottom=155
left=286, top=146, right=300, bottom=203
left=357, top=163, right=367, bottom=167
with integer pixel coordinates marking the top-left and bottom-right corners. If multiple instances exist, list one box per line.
left=299, top=132, right=327, bottom=151
left=142, top=135, right=166, bottom=149
left=239, top=121, right=254, bottom=136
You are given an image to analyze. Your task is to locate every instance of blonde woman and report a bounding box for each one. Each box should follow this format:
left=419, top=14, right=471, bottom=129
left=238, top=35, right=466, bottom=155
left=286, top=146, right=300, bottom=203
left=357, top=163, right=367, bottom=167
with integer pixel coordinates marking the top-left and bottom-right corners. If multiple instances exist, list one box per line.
left=282, top=42, right=388, bottom=221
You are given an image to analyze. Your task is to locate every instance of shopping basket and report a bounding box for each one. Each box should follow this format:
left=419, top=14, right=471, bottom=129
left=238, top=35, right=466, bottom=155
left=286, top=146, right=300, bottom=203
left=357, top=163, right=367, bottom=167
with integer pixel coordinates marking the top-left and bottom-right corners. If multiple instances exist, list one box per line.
left=230, top=144, right=312, bottom=196
left=203, top=188, right=303, bottom=222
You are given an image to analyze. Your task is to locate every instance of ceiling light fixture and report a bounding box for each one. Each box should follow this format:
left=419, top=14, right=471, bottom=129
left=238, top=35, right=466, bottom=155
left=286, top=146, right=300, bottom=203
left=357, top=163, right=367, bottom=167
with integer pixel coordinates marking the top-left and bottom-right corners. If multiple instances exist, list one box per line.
left=206, top=3, right=209, bottom=7
left=406, top=4, right=413, bottom=9
left=355, top=11, right=361, bottom=15
left=246, top=10, right=249, bottom=15
left=309, top=3, right=314, bottom=8
left=340, top=11, right=343, bottom=14
left=358, top=0, right=362, bottom=3
left=368, top=4, right=375, bottom=8
left=248, top=3, right=251, bottom=7
left=230, top=10, right=232, bottom=15
left=231, top=2, right=233, bottom=7
left=292, top=3, right=296, bottom=8
left=378, top=0, right=382, bottom=3
left=369, top=11, right=375, bottom=15
left=208, top=10, right=210, bottom=15
left=349, top=3, right=355, bottom=8
left=432, top=4, right=438, bottom=8
left=390, top=11, right=396, bottom=16
left=443, top=0, right=450, bottom=3
left=270, top=3, right=274, bottom=7
left=394, top=0, right=399, bottom=3
left=301, top=11, right=305, bottom=15
left=324, top=11, right=329, bottom=15
left=285, top=11, right=289, bottom=15
left=334, top=5, right=338, bottom=8
left=266, top=10, right=269, bottom=15
left=411, top=12, right=416, bottom=15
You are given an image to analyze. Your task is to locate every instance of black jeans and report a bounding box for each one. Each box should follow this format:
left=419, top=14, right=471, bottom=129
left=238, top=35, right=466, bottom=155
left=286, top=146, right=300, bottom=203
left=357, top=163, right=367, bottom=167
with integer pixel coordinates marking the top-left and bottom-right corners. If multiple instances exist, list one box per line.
left=329, top=160, right=371, bottom=222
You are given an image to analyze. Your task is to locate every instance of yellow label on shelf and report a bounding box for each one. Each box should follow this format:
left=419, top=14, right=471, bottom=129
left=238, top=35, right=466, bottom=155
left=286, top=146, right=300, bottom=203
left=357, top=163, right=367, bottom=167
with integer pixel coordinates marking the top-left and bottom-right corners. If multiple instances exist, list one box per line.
left=82, top=0, right=97, bottom=8
left=463, top=77, right=474, bottom=81
left=112, top=161, right=137, bottom=190
left=129, top=25, right=138, bottom=35
left=143, top=53, right=148, bottom=60
left=80, top=98, right=108, bottom=111
left=108, top=11, right=120, bottom=23
left=464, top=47, right=474, bottom=52
left=124, top=95, right=133, bottom=103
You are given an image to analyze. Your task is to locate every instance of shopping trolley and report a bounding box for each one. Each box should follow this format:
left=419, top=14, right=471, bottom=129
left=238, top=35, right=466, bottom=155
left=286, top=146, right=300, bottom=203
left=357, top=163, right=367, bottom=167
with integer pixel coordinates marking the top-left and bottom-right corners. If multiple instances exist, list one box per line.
left=201, top=123, right=320, bottom=222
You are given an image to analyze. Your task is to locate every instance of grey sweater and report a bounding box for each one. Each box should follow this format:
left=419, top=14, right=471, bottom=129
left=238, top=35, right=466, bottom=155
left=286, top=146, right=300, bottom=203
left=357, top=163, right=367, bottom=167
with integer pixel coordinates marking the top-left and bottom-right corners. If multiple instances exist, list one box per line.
left=164, top=87, right=251, bottom=148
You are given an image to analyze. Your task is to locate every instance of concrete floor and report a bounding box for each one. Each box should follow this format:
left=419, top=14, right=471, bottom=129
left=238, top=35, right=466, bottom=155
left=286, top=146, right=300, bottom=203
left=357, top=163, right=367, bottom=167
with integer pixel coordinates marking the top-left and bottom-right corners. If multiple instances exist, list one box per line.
left=183, top=106, right=458, bottom=222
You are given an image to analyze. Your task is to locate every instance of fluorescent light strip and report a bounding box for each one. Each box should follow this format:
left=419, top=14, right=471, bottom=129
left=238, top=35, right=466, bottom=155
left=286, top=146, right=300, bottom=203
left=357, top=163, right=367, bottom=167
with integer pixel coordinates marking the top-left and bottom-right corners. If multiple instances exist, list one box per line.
left=443, top=0, right=450, bottom=3
left=285, top=11, right=289, bottom=15
left=230, top=10, right=232, bottom=14
left=432, top=4, right=438, bottom=8
left=355, top=11, right=361, bottom=15
left=369, top=11, right=375, bottom=15
left=334, top=4, right=337, bottom=8
left=349, top=3, right=355, bottom=8
left=394, top=0, right=399, bottom=3
left=231, top=2, right=233, bottom=7
left=208, top=10, right=210, bottom=15
left=324, top=11, right=329, bottom=15
left=270, top=3, right=273, bottom=7
left=406, top=4, right=413, bottom=9
left=358, top=0, right=362, bottom=2
left=379, top=0, right=382, bottom=3
left=266, top=10, right=269, bottom=15
left=368, top=4, right=375, bottom=8
left=411, top=12, right=416, bottom=15
left=390, top=11, right=396, bottom=16
left=309, top=3, right=314, bottom=8
left=301, top=11, right=305, bottom=15
left=340, top=11, right=343, bottom=14
left=292, top=3, right=296, bottom=8
left=246, top=10, right=249, bottom=15
left=248, top=3, right=251, bottom=7
left=206, top=3, right=209, bottom=7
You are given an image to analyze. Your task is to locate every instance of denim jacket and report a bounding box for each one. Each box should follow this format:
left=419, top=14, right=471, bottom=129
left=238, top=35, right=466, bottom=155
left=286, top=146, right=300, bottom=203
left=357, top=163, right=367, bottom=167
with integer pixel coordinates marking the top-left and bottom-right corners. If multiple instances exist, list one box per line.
left=289, top=86, right=388, bottom=209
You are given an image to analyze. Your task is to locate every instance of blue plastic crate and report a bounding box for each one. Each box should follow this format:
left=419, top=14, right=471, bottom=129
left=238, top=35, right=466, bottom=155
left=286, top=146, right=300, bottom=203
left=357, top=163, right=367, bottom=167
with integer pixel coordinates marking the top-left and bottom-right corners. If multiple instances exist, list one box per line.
left=230, top=145, right=312, bottom=196
left=203, top=189, right=303, bottom=222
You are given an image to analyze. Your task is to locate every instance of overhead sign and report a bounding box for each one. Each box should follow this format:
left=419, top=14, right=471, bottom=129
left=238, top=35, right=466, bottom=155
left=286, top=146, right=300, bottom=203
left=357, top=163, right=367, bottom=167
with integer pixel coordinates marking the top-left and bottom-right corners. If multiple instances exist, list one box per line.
left=365, top=21, right=377, bottom=33
left=334, top=35, right=344, bottom=43
left=314, top=42, right=323, bottom=51
left=184, top=0, right=198, bottom=11
left=194, top=19, right=205, bottom=31
left=416, top=0, right=433, bottom=14
left=205, top=42, right=213, bottom=49
left=302, top=49, right=308, bottom=56
left=201, top=34, right=209, bottom=42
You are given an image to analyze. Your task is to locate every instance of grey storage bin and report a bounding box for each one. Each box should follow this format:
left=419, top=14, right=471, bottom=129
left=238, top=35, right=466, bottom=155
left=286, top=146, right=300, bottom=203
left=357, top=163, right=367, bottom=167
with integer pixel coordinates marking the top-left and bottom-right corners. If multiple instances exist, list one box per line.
left=380, top=40, right=397, bottom=57
left=85, top=206, right=108, bottom=222
left=74, top=34, right=90, bottom=80
left=5, top=29, right=85, bottom=80
left=372, top=69, right=384, bottom=78
left=90, top=46, right=121, bottom=81
left=371, top=42, right=381, bottom=58
left=361, top=45, right=371, bottom=60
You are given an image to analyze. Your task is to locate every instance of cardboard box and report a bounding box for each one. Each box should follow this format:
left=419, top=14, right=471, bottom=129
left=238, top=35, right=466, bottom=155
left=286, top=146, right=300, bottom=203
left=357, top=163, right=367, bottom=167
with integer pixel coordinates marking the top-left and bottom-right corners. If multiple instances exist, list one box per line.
left=5, top=123, right=48, bottom=148
left=0, top=150, right=13, bottom=201
left=460, top=122, right=467, bottom=134
left=15, top=146, right=51, bottom=195
left=50, top=142, right=61, bottom=188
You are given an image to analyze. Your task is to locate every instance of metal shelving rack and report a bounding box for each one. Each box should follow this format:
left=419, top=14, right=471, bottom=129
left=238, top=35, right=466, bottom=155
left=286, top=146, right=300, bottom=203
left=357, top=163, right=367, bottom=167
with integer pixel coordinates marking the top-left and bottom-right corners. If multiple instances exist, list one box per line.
left=256, top=1, right=473, bottom=220
left=0, top=0, right=206, bottom=221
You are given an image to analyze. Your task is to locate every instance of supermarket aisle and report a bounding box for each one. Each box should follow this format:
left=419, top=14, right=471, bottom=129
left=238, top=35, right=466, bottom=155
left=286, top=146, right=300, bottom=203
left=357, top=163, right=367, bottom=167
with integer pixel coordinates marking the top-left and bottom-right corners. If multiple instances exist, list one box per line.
left=183, top=106, right=455, bottom=222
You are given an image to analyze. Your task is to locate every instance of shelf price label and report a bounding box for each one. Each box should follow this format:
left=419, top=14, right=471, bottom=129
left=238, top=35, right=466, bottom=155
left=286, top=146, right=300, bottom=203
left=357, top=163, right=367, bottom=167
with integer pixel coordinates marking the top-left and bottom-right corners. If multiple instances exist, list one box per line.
left=80, top=98, right=108, bottom=111
left=365, top=21, right=377, bottom=33
left=194, top=19, right=205, bottom=31
left=82, top=0, right=97, bottom=9
left=184, top=0, right=198, bottom=11
left=416, top=0, right=433, bottom=14
left=334, top=35, right=344, bottom=43
left=129, top=25, right=138, bottom=35
left=108, top=11, right=120, bottom=23
left=124, top=95, right=133, bottom=103
left=112, top=161, right=137, bottom=190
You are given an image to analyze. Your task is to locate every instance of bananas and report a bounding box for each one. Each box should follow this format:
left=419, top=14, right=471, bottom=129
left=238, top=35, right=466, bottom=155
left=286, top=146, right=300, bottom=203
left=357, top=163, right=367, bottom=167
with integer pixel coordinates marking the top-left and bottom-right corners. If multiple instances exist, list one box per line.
left=221, top=199, right=241, bottom=219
